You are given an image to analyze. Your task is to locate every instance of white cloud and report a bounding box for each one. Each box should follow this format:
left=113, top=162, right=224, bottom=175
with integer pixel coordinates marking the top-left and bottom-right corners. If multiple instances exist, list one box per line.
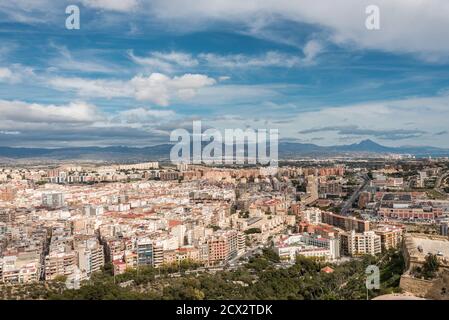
left=289, top=93, right=449, bottom=147
left=130, top=45, right=322, bottom=71
left=198, top=41, right=323, bottom=68
left=151, top=51, right=198, bottom=67
left=48, top=43, right=117, bottom=74
left=198, top=51, right=300, bottom=68
left=3, top=1, right=449, bottom=61
left=81, top=0, right=139, bottom=12
left=0, top=64, right=35, bottom=83
left=0, top=99, right=178, bottom=147
left=48, top=77, right=131, bottom=99
left=302, top=40, right=323, bottom=65
left=194, top=92, right=449, bottom=147
left=116, top=107, right=175, bottom=123
left=146, top=0, right=449, bottom=61
left=0, top=0, right=54, bottom=24
left=48, top=72, right=216, bottom=106
left=0, top=100, right=101, bottom=124
left=130, top=73, right=216, bottom=105
left=128, top=50, right=198, bottom=73
left=0, top=68, right=13, bottom=81
left=0, top=130, right=20, bottom=135
left=187, top=83, right=286, bottom=106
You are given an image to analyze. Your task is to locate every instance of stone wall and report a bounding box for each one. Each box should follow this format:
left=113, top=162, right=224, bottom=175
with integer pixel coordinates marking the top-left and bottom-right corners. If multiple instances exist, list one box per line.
left=400, top=272, right=449, bottom=300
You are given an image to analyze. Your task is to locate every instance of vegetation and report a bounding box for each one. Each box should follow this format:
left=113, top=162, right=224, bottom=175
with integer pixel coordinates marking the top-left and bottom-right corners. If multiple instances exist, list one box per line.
left=412, top=253, right=440, bottom=280
left=426, top=189, right=447, bottom=200
left=0, top=249, right=405, bottom=300
left=208, top=225, right=221, bottom=231
left=239, top=211, right=250, bottom=219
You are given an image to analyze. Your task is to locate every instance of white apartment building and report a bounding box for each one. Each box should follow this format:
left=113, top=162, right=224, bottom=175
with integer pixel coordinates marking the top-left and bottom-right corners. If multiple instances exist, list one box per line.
left=75, top=239, right=105, bottom=277
left=301, top=208, right=322, bottom=225
left=340, top=230, right=381, bottom=256
left=0, top=254, right=40, bottom=284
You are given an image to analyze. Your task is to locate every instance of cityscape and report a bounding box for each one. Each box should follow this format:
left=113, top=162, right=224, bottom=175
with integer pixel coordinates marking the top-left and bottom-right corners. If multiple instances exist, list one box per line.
left=1, top=0, right=449, bottom=306
left=1, top=158, right=449, bottom=300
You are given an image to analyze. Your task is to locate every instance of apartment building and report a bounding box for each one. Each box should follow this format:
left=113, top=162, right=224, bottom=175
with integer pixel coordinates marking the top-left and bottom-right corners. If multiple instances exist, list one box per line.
left=322, top=211, right=370, bottom=233
left=42, top=192, right=65, bottom=209
left=44, top=251, right=77, bottom=280
left=115, top=162, right=159, bottom=170
left=374, top=225, right=403, bottom=250
left=160, top=172, right=179, bottom=181
left=340, top=231, right=381, bottom=256
left=207, top=230, right=245, bottom=266
left=318, top=166, right=345, bottom=177
left=0, top=253, right=40, bottom=284
left=152, top=241, right=164, bottom=267
left=440, top=220, right=449, bottom=236
left=136, top=238, right=153, bottom=266
left=319, top=181, right=343, bottom=196
left=378, top=204, right=442, bottom=220
left=301, top=208, right=322, bottom=225
left=75, top=239, right=105, bottom=277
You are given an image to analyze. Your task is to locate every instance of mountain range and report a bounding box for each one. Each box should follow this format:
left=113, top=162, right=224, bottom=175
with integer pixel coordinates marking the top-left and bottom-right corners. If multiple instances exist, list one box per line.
left=0, top=140, right=448, bottom=162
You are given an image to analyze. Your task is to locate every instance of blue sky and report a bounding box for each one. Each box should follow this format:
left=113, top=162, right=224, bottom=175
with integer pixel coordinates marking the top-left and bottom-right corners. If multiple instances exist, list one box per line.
left=1, top=0, right=449, bottom=148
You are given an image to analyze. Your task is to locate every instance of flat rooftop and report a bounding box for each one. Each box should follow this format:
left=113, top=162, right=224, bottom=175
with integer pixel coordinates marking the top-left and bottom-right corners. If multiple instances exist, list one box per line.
left=411, top=235, right=449, bottom=258
left=382, top=193, right=412, bottom=202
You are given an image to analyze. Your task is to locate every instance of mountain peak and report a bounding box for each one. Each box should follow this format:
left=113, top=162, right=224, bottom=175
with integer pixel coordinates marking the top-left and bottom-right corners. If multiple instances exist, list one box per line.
left=356, top=139, right=381, bottom=147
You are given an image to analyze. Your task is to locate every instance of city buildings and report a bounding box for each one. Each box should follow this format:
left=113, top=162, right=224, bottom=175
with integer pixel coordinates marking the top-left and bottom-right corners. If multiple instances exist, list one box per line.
left=340, top=231, right=381, bottom=256
left=274, top=233, right=340, bottom=262
left=42, top=192, right=65, bottom=209
left=0, top=159, right=447, bottom=290
left=322, top=211, right=370, bottom=233
left=374, top=225, right=403, bottom=250
left=207, top=230, right=245, bottom=266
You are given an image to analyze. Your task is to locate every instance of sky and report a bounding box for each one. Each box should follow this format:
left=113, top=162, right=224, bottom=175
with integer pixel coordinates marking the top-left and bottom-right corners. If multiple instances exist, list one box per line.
left=1, top=0, right=449, bottom=148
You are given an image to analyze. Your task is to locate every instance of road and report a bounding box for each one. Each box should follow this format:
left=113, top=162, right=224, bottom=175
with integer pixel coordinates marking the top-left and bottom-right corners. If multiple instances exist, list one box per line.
left=227, top=244, right=264, bottom=265
left=341, top=173, right=370, bottom=216
left=434, top=170, right=449, bottom=196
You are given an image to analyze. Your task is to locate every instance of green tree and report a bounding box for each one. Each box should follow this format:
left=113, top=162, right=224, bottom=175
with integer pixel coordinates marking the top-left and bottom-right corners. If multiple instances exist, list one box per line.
left=422, top=253, right=439, bottom=279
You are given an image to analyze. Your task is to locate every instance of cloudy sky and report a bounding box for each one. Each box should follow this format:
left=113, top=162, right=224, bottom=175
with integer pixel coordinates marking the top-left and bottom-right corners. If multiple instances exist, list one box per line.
left=1, top=0, right=449, bottom=148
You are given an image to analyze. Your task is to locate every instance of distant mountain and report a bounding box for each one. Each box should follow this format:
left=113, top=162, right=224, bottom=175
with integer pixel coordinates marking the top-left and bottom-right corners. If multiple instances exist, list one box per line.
left=0, top=145, right=174, bottom=162
left=280, top=139, right=449, bottom=157
left=337, top=139, right=394, bottom=153
left=0, top=139, right=448, bottom=162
